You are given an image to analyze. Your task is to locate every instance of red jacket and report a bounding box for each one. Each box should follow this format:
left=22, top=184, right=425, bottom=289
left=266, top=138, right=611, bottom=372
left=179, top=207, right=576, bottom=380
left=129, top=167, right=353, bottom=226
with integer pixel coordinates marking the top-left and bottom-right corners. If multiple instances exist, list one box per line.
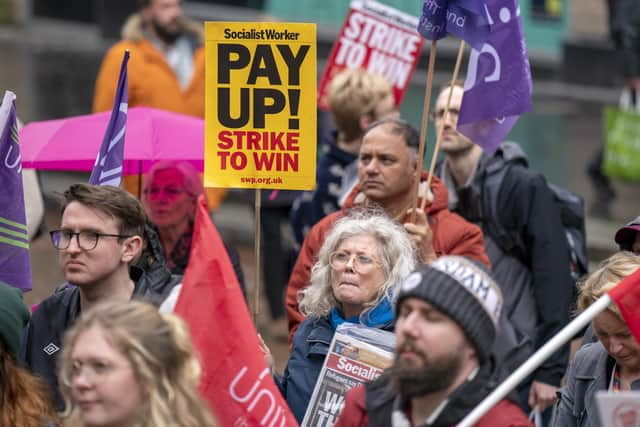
left=286, top=174, right=490, bottom=344
left=334, top=384, right=533, bottom=427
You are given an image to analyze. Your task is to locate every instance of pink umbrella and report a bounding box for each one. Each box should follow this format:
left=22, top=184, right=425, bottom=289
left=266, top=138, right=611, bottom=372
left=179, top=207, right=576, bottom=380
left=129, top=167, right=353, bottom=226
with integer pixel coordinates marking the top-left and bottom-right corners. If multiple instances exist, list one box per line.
left=20, top=107, right=204, bottom=174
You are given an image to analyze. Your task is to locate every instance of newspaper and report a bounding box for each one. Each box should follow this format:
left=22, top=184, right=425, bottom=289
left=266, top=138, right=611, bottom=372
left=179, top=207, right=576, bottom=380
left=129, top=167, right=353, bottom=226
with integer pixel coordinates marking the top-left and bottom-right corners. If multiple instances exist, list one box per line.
left=301, top=323, right=395, bottom=427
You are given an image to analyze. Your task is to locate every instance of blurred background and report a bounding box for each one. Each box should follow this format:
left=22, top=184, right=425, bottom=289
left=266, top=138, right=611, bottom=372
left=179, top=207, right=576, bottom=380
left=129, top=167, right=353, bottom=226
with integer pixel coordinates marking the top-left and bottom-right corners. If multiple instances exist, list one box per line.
left=0, top=0, right=633, bottom=369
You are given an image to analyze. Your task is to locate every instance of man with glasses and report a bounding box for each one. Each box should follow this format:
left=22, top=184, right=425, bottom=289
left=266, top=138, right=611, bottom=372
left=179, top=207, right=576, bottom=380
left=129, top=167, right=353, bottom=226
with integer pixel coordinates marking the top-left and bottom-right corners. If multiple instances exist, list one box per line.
left=286, top=118, right=491, bottom=344
left=434, top=83, right=573, bottom=417
left=20, top=183, right=179, bottom=410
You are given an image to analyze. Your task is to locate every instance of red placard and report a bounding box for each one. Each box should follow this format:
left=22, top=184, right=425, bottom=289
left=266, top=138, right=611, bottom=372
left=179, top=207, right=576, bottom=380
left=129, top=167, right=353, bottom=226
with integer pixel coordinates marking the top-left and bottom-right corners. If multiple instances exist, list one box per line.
left=317, top=0, right=424, bottom=111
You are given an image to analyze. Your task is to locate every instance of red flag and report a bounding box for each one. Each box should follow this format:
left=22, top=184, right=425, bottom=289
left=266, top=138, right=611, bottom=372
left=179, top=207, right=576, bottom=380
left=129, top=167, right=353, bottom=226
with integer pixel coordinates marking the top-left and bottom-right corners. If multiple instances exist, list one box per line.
left=608, top=267, right=640, bottom=343
left=175, top=195, right=298, bottom=426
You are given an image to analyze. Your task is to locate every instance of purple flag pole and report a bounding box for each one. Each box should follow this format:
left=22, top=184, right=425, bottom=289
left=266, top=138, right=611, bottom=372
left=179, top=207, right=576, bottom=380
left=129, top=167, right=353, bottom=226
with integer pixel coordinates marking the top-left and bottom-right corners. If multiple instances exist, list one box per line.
left=457, top=0, right=532, bottom=154
left=89, top=50, right=129, bottom=186
left=0, top=91, right=32, bottom=291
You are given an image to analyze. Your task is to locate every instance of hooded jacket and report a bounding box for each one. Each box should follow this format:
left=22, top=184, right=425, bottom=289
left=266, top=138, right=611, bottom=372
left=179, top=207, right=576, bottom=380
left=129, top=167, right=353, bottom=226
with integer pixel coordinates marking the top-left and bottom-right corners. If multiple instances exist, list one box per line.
left=437, top=143, right=572, bottom=386
left=334, top=368, right=531, bottom=427
left=93, top=13, right=205, bottom=117
left=286, top=173, right=490, bottom=344
left=552, top=342, right=613, bottom=427
left=19, top=267, right=178, bottom=411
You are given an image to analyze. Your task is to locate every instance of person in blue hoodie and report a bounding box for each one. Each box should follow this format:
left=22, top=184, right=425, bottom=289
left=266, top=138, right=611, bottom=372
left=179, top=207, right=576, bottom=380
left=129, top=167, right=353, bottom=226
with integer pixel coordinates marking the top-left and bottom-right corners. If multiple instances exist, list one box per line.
left=270, top=209, right=416, bottom=422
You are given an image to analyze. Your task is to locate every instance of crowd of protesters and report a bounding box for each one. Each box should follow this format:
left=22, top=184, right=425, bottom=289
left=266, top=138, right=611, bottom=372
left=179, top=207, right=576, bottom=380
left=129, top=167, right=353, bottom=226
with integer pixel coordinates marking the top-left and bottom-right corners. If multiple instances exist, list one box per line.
left=6, top=0, right=640, bottom=426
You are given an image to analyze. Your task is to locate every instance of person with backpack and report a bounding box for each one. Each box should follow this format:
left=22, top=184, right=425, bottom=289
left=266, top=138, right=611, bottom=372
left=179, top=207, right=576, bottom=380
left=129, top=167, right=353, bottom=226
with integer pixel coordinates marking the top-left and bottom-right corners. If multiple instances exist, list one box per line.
left=434, top=83, right=579, bottom=420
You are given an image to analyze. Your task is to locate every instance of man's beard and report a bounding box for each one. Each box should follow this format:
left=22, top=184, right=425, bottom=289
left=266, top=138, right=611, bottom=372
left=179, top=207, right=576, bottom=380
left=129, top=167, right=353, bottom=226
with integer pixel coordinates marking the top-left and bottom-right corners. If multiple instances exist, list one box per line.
left=390, top=341, right=463, bottom=398
left=151, top=18, right=182, bottom=45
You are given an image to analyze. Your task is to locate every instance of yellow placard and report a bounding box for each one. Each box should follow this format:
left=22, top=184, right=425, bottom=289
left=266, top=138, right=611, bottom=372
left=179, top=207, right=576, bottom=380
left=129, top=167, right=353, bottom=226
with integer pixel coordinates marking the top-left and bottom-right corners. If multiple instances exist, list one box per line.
left=204, top=22, right=317, bottom=190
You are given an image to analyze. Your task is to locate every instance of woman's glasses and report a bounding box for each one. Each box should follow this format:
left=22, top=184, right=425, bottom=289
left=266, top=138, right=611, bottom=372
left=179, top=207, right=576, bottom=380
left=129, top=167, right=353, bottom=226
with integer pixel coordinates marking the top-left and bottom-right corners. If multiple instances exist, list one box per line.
left=143, top=187, right=188, bottom=199
left=329, top=251, right=382, bottom=274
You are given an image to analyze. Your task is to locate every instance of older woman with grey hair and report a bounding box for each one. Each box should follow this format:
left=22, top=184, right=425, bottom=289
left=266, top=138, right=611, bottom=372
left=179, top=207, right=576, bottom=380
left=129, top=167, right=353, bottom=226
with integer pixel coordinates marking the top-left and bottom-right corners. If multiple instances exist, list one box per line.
left=274, top=209, right=416, bottom=422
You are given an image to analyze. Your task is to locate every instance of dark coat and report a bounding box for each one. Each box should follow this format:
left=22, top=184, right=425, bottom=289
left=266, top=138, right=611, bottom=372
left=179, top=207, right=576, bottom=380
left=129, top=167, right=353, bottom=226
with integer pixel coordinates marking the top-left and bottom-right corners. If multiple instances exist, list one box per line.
left=438, top=144, right=573, bottom=386
left=277, top=315, right=393, bottom=423
left=19, top=267, right=179, bottom=411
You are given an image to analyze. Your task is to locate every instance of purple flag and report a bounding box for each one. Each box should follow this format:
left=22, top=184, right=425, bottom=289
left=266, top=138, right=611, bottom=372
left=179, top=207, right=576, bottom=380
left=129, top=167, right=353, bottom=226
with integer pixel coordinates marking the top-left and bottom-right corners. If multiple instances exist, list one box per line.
left=457, top=0, right=532, bottom=154
left=417, top=0, right=491, bottom=50
left=89, top=50, right=129, bottom=186
left=0, top=91, right=31, bottom=291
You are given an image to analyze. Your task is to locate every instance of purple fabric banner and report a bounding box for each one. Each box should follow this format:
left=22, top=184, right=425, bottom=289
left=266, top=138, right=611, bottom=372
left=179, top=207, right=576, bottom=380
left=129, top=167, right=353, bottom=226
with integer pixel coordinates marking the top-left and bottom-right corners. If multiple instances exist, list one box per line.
left=457, top=0, right=532, bottom=154
left=89, top=51, right=129, bottom=186
left=0, top=91, right=31, bottom=291
left=417, top=0, right=491, bottom=50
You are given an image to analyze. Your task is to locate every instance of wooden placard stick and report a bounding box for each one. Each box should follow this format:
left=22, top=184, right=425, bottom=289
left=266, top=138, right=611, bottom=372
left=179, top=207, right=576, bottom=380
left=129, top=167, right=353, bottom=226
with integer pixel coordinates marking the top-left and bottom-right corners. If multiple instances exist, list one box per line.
left=421, top=40, right=466, bottom=211
left=411, top=40, right=438, bottom=223
left=253, top=188, right=261, bottom=324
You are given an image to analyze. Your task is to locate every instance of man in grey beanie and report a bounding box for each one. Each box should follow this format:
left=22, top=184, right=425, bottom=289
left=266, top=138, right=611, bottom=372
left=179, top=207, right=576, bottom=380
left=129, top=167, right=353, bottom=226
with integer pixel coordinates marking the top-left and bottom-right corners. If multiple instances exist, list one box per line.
left=335, top=256, right=532, bottom=427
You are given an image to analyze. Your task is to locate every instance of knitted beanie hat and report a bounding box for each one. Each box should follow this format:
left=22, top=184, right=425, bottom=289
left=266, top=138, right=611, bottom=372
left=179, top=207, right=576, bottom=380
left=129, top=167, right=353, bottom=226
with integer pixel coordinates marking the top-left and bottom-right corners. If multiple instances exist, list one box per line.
left=0, top=282, right=30, bottom=359
left=395, top=256, right=503, bottom=363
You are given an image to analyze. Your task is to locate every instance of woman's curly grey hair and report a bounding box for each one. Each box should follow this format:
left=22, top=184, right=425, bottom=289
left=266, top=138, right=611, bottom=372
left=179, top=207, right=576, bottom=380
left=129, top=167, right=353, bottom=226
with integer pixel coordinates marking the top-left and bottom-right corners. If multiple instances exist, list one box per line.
left=299, top=208, right=416, bottom=319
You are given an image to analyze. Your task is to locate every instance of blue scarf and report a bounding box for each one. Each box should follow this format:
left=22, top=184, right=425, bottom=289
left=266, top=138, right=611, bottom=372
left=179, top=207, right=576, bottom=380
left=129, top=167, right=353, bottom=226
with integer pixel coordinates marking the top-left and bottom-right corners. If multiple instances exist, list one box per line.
left=329, top=296, right=394, bottom=331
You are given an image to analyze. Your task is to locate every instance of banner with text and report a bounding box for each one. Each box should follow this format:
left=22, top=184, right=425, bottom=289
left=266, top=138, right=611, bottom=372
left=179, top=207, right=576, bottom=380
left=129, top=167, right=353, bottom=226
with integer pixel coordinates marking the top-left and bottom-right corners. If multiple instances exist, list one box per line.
left=317, top=0, right=424, bottom=111
left=301, top=323, right=395, bottom=427
left=205, top=22, right=317, bottom=189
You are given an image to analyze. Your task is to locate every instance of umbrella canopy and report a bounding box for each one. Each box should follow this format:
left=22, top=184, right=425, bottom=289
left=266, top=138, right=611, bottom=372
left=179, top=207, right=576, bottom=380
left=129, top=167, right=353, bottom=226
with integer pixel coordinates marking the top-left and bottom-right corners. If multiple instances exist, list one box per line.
left=20, top=107, right=204, bottom=174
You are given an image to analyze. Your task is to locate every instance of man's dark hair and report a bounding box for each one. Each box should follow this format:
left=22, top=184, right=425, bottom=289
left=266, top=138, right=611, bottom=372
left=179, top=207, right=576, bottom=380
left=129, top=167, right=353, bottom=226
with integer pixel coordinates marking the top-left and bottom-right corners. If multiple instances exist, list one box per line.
left=363, top=118, right=420, bottom=150
left=61, top=184, right=147, bottom=238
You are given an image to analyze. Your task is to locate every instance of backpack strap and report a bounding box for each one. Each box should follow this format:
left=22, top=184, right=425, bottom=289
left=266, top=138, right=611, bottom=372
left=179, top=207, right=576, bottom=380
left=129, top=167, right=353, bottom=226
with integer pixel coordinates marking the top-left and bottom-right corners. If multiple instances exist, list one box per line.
left=480, top=147, right=528, bottom=261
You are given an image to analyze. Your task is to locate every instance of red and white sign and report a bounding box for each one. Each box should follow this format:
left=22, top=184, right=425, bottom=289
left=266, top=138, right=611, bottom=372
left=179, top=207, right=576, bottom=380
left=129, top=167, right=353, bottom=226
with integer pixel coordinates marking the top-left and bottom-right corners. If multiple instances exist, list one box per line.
left=326, top=353, right=383, bottom=383
left=317, top=0, right=424, bottom=111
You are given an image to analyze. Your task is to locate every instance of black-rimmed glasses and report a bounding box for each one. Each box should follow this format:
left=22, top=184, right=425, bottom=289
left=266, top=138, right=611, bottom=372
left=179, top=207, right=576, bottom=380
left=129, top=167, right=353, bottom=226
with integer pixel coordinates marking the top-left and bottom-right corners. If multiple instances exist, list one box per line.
left=50, top=230, right=132, bottom=251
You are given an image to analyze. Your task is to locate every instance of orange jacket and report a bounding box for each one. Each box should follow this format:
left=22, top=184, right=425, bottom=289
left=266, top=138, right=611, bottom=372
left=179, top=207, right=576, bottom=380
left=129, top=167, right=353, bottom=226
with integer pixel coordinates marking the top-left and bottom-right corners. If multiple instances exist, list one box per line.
left=93, top=14, right=205, bottom=117
left=93, top=14, right=225, bottom=209
left=286, top=174, right=490, bottom=345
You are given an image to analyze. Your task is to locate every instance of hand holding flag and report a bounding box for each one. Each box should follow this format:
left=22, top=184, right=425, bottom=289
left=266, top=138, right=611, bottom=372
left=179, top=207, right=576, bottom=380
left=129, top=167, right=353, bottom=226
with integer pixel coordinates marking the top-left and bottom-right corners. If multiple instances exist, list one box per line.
left=89, top=50, right=129, bottom=186
left=175, top=195, right=298, bottom=426
left=0, top=91, right=31, bottom=291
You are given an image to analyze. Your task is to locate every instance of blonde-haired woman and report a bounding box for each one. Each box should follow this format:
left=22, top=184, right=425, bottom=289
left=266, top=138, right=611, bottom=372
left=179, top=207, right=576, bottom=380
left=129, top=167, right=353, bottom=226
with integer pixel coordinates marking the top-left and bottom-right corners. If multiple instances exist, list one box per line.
left=59, top=300, right=216, bottom=427
left=553, top=251, right=640, bottom=427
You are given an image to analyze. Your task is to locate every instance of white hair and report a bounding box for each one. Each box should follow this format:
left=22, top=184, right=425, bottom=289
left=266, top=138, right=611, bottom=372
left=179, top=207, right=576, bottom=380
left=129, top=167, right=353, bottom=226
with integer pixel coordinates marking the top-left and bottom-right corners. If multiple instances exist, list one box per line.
left=299, top=208, right=416, bottom=319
